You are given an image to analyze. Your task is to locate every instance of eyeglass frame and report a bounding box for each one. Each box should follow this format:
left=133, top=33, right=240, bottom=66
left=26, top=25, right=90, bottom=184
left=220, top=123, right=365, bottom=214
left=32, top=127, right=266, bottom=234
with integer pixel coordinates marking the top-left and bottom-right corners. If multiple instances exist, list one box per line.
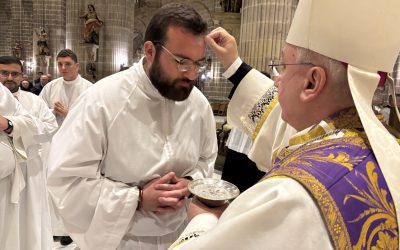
left=0, top=70, right=23, bottom=78
left=268, top=61, right=315, bottom=75
left=152, top=41, right=207, bottom=73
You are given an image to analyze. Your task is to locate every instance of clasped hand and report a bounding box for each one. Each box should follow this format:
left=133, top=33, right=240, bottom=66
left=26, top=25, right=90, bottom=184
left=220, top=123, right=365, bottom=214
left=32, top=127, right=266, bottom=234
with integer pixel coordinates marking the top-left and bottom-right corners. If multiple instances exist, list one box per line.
left=53, top=101, right=69, bottom=117
left=140, top=172, right=191, bottom=214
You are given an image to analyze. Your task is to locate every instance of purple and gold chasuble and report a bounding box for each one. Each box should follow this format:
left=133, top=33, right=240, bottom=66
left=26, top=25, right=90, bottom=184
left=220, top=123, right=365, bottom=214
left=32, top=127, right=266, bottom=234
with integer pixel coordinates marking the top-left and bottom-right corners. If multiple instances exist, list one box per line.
left=263, top=108, right=399, bottom=249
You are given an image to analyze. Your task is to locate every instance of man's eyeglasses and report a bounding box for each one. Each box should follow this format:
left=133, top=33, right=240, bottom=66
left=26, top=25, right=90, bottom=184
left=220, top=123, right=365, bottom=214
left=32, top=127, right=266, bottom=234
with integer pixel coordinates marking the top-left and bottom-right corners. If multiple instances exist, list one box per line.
left=0, top=70, right=23, bottom=78
left=154, top=42, right=207, bottom=73
left=268, top=60, right=315, bottom=76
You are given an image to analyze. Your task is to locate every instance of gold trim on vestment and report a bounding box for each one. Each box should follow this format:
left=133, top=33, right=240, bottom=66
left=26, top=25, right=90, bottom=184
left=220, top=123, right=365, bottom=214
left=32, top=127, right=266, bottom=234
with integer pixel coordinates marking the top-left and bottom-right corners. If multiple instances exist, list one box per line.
left=252, top=96, right=278, bottom=142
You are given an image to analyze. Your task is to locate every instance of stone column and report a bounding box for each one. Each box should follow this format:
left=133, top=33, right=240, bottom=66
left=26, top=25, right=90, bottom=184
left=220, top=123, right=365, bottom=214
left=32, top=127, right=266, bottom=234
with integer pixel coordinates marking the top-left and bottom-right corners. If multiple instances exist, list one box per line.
left=0, top=0, right=12, bottom=56
left=98, top=0, right=135, bottom=79
left=239, top=0, right=298, bottom=74
left=0, top=0, right=35, bottom=78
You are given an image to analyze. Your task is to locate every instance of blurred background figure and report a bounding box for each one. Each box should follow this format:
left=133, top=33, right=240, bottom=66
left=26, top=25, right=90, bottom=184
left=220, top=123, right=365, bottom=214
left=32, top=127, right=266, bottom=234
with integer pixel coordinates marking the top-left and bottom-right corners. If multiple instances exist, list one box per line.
left=32, top=74, right=50, bottom=95
left=34, top=71, right=43, bottom=85
left=20, top=80, right=33, bottom=91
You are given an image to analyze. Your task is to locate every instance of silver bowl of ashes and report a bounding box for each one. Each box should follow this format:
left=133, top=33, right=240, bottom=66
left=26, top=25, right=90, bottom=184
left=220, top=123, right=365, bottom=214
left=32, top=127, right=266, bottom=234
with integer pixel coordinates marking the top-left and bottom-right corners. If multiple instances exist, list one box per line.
left=188, top=178, right=240, bottom=207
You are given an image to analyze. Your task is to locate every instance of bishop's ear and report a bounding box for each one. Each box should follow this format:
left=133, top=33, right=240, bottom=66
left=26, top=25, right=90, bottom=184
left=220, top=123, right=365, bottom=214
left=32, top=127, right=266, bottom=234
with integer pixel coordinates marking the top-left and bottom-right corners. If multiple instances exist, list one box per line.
left=300, top=66, right=326, bottom=102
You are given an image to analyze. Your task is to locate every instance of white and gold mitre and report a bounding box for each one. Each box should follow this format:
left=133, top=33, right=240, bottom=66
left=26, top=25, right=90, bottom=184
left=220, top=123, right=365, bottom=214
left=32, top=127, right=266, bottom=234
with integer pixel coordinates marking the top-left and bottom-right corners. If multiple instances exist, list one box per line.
left=287, top=0, right=400, bottom=224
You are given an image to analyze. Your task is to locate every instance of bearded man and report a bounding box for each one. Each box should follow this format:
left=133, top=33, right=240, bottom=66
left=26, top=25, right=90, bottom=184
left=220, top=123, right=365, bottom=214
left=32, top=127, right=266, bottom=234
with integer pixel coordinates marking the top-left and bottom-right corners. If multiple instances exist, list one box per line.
left=47, top=3, right=217, bottom=250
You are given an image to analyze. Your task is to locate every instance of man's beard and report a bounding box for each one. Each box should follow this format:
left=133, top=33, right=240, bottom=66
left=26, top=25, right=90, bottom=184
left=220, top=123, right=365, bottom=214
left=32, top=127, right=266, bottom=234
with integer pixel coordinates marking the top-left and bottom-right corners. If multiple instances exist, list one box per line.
left=149, top=56, right=195, bottom=101
left=3, top=80, right=19, bottom=93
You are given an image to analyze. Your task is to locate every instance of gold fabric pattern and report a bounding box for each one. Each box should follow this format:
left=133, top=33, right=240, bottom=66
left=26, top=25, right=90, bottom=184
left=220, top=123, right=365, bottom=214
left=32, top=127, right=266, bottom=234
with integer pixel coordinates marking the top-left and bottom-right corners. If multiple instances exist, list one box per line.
left=264, top=166, right=352, bottom=249
left=344, top=162, right=398, bottom=249
left=263, top=108, right=398, bottom=249
left=277, top=137, right=367, bottom=171
left=372, top=231, right=399, bottom=250
left=325, top=108, right=363, bottom=130
left=288, top=125, right=327, bottom=146
left=287, top=108, right=363, bottom=148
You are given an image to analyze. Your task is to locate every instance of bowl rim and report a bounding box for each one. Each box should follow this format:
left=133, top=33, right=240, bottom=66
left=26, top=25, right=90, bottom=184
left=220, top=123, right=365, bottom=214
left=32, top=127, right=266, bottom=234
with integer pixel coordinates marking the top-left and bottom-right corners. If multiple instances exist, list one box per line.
left=188, top=178, right=240, bottom=201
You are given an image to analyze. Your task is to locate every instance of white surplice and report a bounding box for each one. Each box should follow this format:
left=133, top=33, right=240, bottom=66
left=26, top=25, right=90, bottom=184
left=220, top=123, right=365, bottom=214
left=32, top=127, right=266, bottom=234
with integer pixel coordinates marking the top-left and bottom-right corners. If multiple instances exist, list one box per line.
left=47, top=58, right=218, bottom=250
left=13, top=89, right=58, bottom=250
left=0, top=84, right=53, bottom=250
left=39, top=74, right=92, bottom=236
left=40, top=74, right=92, bottom=126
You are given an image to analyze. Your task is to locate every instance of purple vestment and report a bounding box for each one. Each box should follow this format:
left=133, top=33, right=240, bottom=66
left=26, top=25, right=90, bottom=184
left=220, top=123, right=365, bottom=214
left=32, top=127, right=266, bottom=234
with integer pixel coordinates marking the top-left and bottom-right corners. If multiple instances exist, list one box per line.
left=264, top=110, right=399, bottom=249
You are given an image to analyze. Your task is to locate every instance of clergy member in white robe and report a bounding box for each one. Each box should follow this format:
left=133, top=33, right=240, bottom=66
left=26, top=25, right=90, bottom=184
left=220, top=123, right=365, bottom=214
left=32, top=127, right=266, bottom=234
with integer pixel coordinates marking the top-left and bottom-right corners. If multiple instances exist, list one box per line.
left=40, top=49, right=92, bottom=129
left=47, top=4, right=217, bottom=249
left=1, top=55, right=58, bottom=250
left=0, top=83, right=51, bottom=250
left=47, top=56, right=217, bottom=249
left=40, top=73, right=92, bottom=126
left=39, top=49, right=92, bottom=243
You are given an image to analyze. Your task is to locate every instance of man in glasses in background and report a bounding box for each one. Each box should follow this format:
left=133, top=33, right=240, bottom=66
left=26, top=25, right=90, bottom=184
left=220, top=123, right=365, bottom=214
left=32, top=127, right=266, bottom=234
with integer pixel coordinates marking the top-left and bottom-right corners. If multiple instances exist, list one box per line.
left=0, top=56, right=57, bottom=250
left=47, top=3, right=217, bottom=250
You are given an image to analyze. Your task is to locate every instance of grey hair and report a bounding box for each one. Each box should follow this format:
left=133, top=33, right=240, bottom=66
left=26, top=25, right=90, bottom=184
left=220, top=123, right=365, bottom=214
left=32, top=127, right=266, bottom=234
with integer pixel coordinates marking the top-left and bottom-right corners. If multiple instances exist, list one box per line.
left=295, top=47, right=353, bottom=105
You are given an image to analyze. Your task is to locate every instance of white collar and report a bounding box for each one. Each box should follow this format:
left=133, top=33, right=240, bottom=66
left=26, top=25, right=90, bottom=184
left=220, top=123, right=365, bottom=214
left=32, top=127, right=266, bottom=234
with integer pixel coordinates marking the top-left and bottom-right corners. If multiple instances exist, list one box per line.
left=63, top=75, right=81, bottom=85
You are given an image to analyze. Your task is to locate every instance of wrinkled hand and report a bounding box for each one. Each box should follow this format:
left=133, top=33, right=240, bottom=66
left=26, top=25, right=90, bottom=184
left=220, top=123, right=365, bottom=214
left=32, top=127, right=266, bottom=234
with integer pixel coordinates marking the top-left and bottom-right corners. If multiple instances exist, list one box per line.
left=53, top=101, right=69, bottom=117
left=141, top=172, right=187, bottom=214
left=188, top=197, right=228, bottom=221
left=205, top=27, right=239, bottom=69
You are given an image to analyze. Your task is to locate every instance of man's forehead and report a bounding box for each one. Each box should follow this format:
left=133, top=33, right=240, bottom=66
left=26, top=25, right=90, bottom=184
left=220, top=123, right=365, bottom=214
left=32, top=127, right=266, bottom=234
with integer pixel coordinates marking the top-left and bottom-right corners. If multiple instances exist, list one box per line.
left=0, top=63, right=22, bottom=72
left=166, top=26, right=205, bottom=42
left=57, top=57, right=75, bottom=63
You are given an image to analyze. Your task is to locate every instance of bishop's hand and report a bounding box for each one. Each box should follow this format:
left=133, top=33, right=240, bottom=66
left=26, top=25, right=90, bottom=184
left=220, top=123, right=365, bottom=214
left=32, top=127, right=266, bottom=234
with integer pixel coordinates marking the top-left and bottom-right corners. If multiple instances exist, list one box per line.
left=205, top=27, right=239, bottom=70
